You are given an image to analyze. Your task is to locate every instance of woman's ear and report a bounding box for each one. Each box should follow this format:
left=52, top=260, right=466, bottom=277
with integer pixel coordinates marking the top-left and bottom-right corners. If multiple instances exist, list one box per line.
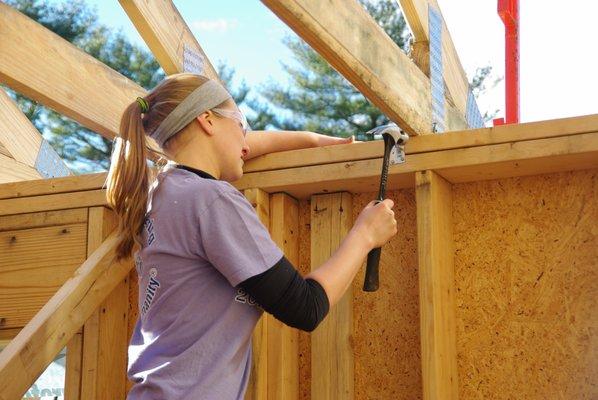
left=196, top=111, right=215, bottom=136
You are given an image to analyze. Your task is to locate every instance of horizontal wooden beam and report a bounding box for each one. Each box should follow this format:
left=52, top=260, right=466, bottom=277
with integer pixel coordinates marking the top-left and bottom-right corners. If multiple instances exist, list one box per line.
left=0, top=172, right=106, bottom=200
left=119, top=0, right=219, bottom=78
left=0, top=115, right=596, bottom=200
left=0, top=189, right=106, bottom=216
left=261, top=0, right=467, bottom=135
left=234, top=131, right=598, bottom=198
left=243, top=114, right=598, bottom=173
left=0, top=4, right=159, bottom=153
left=0, top=231, right=133, bottom=400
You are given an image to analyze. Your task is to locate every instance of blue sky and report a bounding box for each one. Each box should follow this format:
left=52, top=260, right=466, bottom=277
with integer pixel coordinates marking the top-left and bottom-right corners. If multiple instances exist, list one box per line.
left=83, top=0, right=299, bottom=90
left=52, top=0, right=598, bottom=124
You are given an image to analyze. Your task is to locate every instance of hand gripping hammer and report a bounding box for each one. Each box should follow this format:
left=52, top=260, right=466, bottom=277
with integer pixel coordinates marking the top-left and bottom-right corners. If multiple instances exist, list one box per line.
left=363, top=124, right=409, bottom=292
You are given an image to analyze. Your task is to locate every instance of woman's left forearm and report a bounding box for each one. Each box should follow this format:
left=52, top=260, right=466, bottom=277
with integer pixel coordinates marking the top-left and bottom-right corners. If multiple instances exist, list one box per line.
left=244, top=131, right=316, bottom=160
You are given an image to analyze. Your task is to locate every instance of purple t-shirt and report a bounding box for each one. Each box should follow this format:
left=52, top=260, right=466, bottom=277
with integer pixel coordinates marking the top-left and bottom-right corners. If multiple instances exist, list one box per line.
left=127, top=166, right=283, bottom=399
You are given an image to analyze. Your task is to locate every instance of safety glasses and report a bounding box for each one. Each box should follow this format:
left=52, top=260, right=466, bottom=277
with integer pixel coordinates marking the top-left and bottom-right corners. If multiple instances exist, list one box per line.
left=211, top=107, right=250, bottom=137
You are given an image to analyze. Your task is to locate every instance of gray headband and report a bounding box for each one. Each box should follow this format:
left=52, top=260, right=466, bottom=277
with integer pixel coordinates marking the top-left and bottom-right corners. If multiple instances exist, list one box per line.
left=150, top=79, right=232, bottom=147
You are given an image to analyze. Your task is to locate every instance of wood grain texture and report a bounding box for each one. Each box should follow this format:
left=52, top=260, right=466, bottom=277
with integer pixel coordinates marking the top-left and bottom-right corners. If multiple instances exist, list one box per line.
left=351, top=190, right=422, bottom=400
left=299, top=190, right=422, bottom=400
left=268, top=193, right=300, bottom=400
left=397, top=0, right=470, bottom=115
left=310, top=192, right=354, bottom=400
left=119, top=0, right=218, bottom=78
left=452, top=170, right=598, bottom=399
left=81, top=207, right=129, bottom=400
left=0, top=208, right=87, bottom=232
left=0, top=3, right=160, bottom=155
left=0, top=172, right=106, bottom=200
left=0, top=154, right=41, bottom=184
left=415, top=171, right=458, bottom=400
left=235, top=131, right=598, bottom=199
left=0, top=87, right=43, bottom=167
left=0, top=190, right=106, bottom=216
left=0, top=223, right=88, bottom=330
left=0, top=228, right=132, bottom=400
left=261, top=0, right=467, bottom=134
left=244, top=188, right=270, bottom=400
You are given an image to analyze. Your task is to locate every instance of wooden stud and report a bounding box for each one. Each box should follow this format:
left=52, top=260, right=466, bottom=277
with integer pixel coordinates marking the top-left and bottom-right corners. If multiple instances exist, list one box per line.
left=64, top=329, right=84, bottom=400
left=243, top=188, right=271, bottom=400
left=80, top=207, right=129, bottom=400
left=268, top=193, right=300, bottom=400
left=119, top=0, right=219, bottom=78
left=310, top=192, right=354, bottom=400
left=415, top=170, right=458, bottom=400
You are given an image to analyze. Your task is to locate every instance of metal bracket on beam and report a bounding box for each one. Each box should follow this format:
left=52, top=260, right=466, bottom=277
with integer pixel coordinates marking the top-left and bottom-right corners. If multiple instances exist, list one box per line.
left=429, top=6, right=445, bottom=133
left=34, top=139, right=71, bottom=178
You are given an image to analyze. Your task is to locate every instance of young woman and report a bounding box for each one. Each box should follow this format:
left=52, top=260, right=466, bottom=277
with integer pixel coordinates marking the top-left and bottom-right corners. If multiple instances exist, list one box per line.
left=106, top=73, right=397, bottom=399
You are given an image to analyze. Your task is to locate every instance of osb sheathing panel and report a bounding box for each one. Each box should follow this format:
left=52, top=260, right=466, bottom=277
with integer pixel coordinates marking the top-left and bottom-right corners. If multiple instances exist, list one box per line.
left=297, top=190, right=421, bottom=400
left=453, top=169, right=598, bottom=399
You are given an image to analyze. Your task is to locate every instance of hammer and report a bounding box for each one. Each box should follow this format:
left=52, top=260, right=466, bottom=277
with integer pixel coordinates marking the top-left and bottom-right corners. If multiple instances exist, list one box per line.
left=363, top=124, right=409, bottom=292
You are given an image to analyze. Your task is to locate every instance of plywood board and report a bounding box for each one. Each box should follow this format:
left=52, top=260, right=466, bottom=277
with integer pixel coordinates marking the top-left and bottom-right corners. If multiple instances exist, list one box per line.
left=452, top=169, right=598, bottom=398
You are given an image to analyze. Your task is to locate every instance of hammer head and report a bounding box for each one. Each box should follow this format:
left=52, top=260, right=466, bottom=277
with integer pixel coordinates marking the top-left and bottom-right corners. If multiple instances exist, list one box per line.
left=365, top=124, right=409, bottom=164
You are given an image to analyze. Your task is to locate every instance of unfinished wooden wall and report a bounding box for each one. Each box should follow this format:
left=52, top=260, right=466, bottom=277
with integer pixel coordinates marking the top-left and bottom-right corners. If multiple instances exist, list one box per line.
left=453, top=169, right=598, bottom=399
left=298, top=189, right=421, bottom=400
left=294, top=169, right=597, bottom=399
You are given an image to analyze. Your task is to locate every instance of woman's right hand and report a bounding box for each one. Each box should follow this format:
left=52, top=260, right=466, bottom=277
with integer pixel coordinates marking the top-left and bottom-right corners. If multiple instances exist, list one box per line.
left=352, top=199, right=398, bottom=250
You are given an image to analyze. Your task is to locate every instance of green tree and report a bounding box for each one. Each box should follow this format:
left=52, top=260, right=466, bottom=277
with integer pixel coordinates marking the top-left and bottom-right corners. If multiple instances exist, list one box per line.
left=4, top=0, right=254, bottom=173
left=248, top=0, right=495, bottom=138
left=4, top=0, right=165, bottom=173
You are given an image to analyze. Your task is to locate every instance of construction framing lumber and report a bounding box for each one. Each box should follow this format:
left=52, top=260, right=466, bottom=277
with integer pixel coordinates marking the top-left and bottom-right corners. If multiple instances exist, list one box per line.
left=261, top=0, right=467, bottom=135
left=119, top=0, right=218, bottom=78
left=0, top=88, right=70, bottom=179
left=310, top=193, right=354, bottom=399
left=80, top=208, right=129, bottom=399
left=236, top=131, right=598, bottom=198
left=0, top=189, right=106, bottom=216
left=0, top=114, right=594, bottom=201
left=415, top=170, right=458, bottom=400
left=243, top=114, right=598, bottom=173
left=244, top=188, right=271, bottom=400
left=0, top=231, right=133, bottom=400
left=0, top=88, right=41, bottom=167
left=268, top=193, right=300, bottom=399
left=0, top=4, right=159, bottom=151
left=397, top=0, right=470, bottom=114
left=0, top=154, right=42, bottom=184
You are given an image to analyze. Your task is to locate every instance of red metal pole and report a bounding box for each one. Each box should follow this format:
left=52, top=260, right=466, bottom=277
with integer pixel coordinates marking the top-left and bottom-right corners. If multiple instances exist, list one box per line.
left=497, top=0, right=520, bottom=124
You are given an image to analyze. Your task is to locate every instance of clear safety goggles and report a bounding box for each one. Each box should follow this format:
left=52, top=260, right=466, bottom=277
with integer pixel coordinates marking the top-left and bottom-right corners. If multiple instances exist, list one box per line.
left=211, top=107, right=251, bottom=136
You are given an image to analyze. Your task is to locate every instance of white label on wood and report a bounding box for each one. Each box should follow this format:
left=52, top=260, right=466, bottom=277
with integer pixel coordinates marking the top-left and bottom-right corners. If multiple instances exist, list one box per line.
left=183, top=44, right=204, bottom=74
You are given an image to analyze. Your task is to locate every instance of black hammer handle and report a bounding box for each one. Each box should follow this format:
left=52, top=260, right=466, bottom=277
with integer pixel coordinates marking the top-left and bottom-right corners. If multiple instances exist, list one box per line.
left=363, top=134, right=393, bottom=292
left=363, top=247, right=382, bottom=291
